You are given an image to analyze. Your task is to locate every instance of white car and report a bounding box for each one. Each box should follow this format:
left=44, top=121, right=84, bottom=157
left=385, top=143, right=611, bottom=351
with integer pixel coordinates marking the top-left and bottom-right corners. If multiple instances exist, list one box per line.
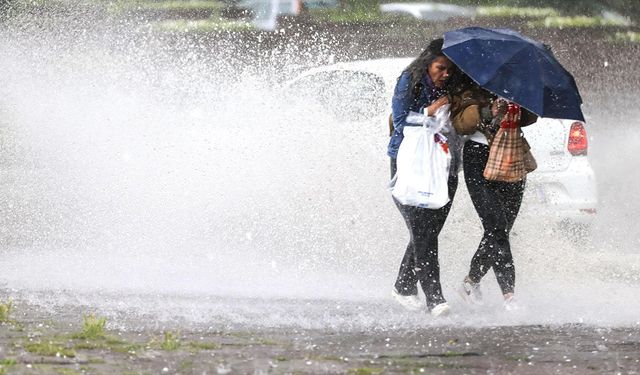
left=283, top=58, right=598, bottom=228
left=380, top=2, right=476, bottom=22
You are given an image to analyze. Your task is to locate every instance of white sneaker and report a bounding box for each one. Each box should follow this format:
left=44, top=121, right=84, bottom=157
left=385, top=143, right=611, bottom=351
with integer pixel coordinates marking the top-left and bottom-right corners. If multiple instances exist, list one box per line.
left=503, top=296, right=520, bottom=311
left=430, top=302, right=451, bottom=317
left=391, top=289, right=424, bottom=311
left=458, top=278, right=483, bottom=305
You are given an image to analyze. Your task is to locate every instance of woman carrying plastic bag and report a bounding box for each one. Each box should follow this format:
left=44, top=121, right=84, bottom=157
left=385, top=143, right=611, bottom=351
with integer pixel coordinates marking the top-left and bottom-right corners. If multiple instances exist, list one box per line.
left=391, top=105, right=452, bottom=208
left=386, top=38, right=462, bottom=317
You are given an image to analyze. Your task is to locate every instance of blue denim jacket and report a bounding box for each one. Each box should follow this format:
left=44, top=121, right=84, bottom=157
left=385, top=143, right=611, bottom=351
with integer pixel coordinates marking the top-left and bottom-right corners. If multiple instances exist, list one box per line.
left=387, top=71, right=446, bottom=159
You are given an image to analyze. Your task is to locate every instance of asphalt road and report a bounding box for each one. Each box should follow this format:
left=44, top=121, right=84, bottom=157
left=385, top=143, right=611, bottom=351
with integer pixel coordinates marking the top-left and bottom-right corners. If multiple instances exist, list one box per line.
left=0, top=293, right=638, bottom=374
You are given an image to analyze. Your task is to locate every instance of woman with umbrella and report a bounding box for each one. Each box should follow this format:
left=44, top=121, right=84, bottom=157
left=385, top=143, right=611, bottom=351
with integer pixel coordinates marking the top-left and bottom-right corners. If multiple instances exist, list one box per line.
left=443, top=27, right=584, bottom=310
left=449, top=72, right=537, bottom=310
left=388, top=38, right=461, bottom=317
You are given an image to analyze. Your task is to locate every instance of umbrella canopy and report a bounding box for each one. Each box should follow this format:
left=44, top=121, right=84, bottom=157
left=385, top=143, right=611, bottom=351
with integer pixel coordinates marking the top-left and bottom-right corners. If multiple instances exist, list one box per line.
left=443, top=27, right=585, bottom=122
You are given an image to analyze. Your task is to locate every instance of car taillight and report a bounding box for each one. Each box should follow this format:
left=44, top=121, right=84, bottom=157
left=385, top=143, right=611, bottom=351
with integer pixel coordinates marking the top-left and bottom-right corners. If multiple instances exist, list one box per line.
left=568, top=121, right=588, bottom=156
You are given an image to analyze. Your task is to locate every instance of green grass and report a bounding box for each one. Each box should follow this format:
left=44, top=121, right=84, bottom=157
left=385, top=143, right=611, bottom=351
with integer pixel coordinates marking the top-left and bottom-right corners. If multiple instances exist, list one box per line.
left=0, top=358, right=16, bottom=375
left=257, top=338, right=279, bottom=346
left=178, top=360, right=195, bottom=372
left=87, top=358, right=107, bottom=364
left=55, top=368, right=82, bottom=375
left=477, top=6, right=559, bottom=18
left=70, top=323, right=141, bottom=355
left=71, top=314, right=107, bottom=340
left=506, top=355, right=531, bottom=361
left=308, top=8, right=383, bottom=23
left=109, top=344, right=141, bottom=354
left=125, top=1, right=222, bottom=11
left=529, top=15, right=628, bottom=28
left=24, top=340, right=76, bottom=357
left=613, top=31, right=640, bottom=43
left=106, top=0, right=223, bottom=16
left=151, top=18, right=255, bottom=32
left=160, top=331, right=180, bottom=351
left=188, top=341, right=220, bottom=350
left=346, top=368, right=384, bottom=375
left=104, top=337, right=141, bottom=354
left=73, top=341, right=108, bottom=350
left=0, top=299, right=12, bottom=323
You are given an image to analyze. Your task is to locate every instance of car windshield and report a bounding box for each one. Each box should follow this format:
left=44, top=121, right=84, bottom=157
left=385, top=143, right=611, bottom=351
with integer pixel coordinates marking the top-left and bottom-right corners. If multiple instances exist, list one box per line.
left=285, top=70, right=387, bottom=121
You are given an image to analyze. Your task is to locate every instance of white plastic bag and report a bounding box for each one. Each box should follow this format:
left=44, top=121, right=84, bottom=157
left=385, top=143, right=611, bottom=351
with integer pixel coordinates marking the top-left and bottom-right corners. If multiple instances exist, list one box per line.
left=390, top=105, right=452, bottom=209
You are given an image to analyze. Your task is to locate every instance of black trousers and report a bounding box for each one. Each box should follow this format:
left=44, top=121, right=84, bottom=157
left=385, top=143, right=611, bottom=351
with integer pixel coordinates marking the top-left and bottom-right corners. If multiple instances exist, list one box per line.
left=391, top=158, right=458, bottom=310
left=463, top=141, right=525, bottom=295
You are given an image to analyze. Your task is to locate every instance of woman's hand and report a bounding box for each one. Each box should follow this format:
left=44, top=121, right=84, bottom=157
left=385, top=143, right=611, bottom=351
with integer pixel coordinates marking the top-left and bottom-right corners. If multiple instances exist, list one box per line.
left=491, top=98, right=508, bottom=117
left=425, top=96, right=449, bottom=116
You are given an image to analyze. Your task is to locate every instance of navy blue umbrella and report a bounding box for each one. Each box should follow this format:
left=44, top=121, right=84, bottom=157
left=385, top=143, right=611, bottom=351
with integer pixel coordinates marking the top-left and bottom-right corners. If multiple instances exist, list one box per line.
left=443, top=27, right=585, bottom=122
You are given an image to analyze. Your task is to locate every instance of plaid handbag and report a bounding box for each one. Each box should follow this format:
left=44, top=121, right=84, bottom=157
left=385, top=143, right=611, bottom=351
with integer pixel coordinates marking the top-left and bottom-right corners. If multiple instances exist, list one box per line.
left=522, top=137, right=538, bottom=173
left=483, top=102, right=527, bottom=182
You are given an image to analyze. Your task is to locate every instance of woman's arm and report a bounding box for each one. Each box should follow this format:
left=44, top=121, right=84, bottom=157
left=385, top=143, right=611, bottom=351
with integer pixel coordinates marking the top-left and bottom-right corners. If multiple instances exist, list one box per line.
left=451, top=104, right=486, bottom=135
left=390, top=71, right=414, bottom=134
left=450, top=89, right=492, bottom=135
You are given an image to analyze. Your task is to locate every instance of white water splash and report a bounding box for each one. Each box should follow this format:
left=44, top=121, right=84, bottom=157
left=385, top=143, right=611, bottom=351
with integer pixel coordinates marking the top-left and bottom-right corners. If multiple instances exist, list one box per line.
left=0, top=5, right=639, bottom=330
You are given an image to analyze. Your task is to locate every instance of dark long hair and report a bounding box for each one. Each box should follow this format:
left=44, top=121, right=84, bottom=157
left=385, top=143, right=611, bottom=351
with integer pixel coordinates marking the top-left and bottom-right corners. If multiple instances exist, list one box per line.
left=447, top=69, right=477, bottom=96
left=405, top=38, right=446, bottom=94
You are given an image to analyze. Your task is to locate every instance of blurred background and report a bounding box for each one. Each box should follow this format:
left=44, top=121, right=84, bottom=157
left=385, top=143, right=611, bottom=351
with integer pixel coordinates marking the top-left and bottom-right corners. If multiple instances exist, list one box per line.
left=0, top=0, right=639, bottom=329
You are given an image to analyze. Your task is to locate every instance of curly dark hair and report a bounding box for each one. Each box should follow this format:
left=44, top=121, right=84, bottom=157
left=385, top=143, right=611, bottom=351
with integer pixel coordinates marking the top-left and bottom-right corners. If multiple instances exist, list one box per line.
left=405, top=38, right=447, bottom=94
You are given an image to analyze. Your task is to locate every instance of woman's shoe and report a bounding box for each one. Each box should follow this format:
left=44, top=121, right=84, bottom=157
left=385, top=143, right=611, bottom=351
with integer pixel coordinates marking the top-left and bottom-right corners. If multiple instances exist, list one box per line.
left=430, top=302, right=451, bottom=317
left=458, top=277, right=483, bottom=305
left=503, top=296, right=520, bottom=311
left=391, top=289, right=424, bottom=311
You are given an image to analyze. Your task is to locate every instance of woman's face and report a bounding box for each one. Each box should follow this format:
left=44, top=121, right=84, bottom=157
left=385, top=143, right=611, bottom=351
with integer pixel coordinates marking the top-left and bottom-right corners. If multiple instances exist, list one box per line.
left=428, top=56, right=453, bottom=88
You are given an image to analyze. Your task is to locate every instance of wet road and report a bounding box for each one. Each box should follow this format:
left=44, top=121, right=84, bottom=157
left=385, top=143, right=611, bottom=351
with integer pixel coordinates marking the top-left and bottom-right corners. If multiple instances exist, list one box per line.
left=1, top=293, right=639, bottom=374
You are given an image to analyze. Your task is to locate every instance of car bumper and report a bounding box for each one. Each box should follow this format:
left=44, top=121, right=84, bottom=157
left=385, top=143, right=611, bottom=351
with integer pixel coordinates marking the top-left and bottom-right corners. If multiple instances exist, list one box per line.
left=521, top=157, right=598, bottom=224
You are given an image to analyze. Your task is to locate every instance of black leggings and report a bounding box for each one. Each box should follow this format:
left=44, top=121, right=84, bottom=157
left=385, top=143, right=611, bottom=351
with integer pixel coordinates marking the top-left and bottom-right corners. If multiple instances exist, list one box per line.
left=463, top=141, right=525, bottom=295
left=391, top=158, right=458, bottom=310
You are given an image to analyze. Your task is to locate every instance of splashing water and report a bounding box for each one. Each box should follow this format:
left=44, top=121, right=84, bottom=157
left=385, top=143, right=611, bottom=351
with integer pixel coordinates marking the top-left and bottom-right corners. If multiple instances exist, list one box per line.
left=0, top=6, right=639, bottom=330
